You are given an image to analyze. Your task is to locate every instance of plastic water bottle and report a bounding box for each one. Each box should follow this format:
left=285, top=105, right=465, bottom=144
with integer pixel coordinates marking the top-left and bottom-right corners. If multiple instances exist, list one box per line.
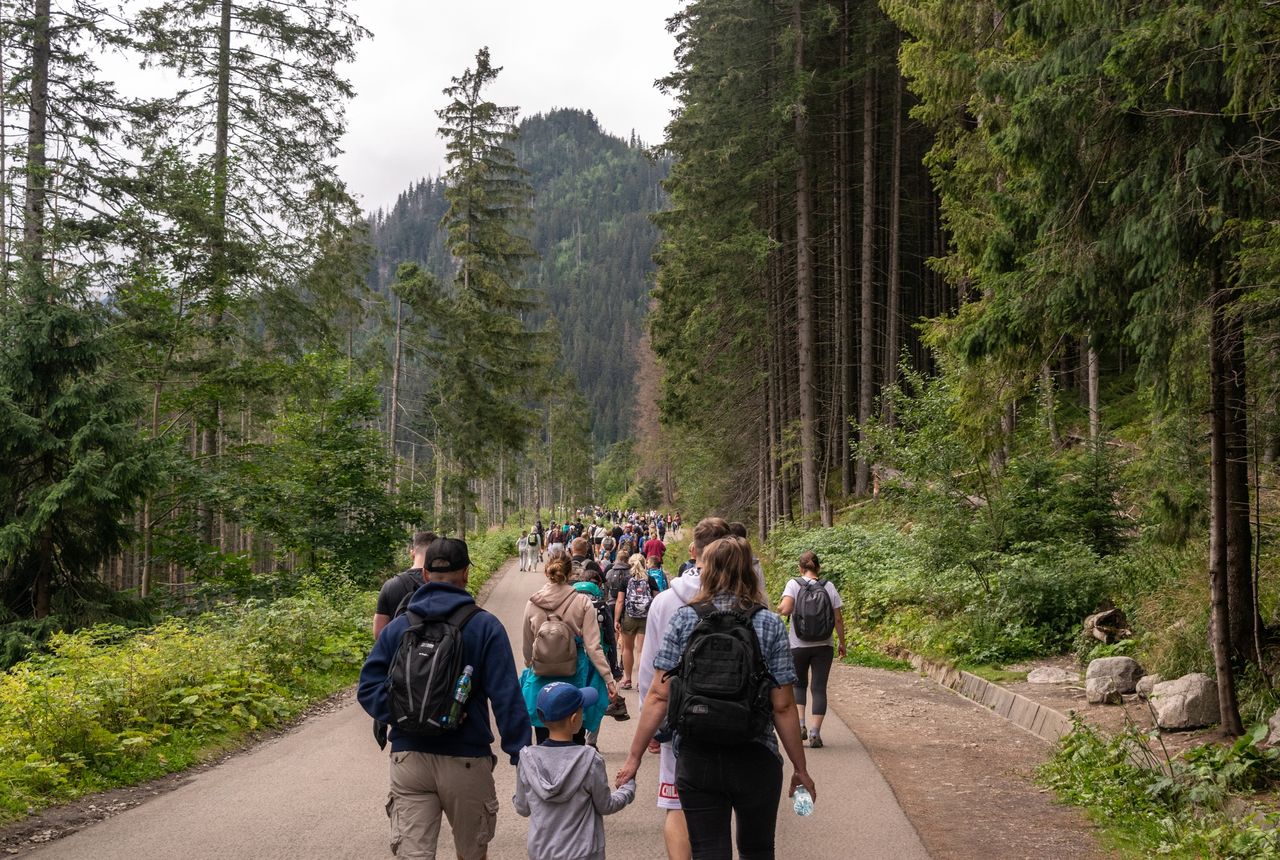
left=445, top=665, right=474, bottom=727
left=793, top=786, right=814, bottom=817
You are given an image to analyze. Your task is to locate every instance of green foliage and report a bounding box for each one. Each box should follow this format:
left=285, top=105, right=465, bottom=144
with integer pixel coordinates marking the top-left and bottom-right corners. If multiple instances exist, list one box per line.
left=0, top=274, right=161, bottom=618
left=765, top=521, right=1124, bottom=665
left=230, top=352, right=416, bottom=586
left=1040, top=722, right=1280, bottom=858
left=462, top=527, right=520, bottom=597
left=0, top=588, right=372, bottom=824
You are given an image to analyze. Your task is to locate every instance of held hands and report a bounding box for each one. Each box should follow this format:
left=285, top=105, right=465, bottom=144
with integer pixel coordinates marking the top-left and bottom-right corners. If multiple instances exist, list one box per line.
left=789, top=770, right=817, bottom=802
left=615, top=754, right=642, bottom=788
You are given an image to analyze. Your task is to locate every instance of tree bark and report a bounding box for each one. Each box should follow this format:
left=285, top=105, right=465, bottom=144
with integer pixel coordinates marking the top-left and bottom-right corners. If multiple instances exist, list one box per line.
left=1209, top=273, right=1245, bottom=737
left=882, top=63, right=903, bottom=422
left=839, top=0, right=854, bottom=496
left=1087, top=340, right=1101, bottom=442
left=793, top=0, right=820, bottom=517
left=21, top=0, right=51, bottom=272
left=1222, top=281, right=1257, bottom=663
left=855, top=39, right=876, bottom=497
left=388, top=294, right=403, bottom=492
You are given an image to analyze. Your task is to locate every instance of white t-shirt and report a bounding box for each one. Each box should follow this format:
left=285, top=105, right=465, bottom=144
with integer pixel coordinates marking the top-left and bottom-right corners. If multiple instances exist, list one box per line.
left=783, top=576, right=843, bottom=649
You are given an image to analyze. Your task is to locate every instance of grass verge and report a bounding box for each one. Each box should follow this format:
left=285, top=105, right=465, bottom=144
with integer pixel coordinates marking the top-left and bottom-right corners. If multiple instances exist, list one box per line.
left=0, top=588, right=373, bottom=825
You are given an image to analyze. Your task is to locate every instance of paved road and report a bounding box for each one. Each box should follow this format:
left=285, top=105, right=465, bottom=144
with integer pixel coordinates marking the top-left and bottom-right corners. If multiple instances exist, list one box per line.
left=30, top=559, right=928, bottom=859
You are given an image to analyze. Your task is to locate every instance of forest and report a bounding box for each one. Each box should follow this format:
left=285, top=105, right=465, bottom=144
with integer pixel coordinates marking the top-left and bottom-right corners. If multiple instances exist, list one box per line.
left=650, top=0, right=1280, bottom=741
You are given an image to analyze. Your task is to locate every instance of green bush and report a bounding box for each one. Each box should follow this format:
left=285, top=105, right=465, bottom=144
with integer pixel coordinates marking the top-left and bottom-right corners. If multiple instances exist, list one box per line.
left=0, top=589, right=372, bottom=823
left=766, top=522, right=1124, bottom=665
left=464, top=527, right=520, bottom=596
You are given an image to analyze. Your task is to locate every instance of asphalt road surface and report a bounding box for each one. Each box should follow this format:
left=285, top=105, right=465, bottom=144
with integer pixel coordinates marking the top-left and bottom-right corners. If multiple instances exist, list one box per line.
left=29, top=559, right=929, bottom=859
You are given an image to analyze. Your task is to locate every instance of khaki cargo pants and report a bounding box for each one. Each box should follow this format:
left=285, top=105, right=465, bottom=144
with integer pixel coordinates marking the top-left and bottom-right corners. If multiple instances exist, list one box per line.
left=387, top=751, right=499, bottom=860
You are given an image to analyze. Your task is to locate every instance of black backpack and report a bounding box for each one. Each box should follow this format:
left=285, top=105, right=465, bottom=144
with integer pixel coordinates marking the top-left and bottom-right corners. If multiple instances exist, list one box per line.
left=791, top=578, right=836, bottom=641
left=665, top=602, right=775, bottom=746
left=387, top=603, right=480, bottom=735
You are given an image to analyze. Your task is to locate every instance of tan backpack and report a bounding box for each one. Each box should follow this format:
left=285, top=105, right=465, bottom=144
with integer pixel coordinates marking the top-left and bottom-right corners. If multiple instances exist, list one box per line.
left=531, top=593, right=580, bottom=677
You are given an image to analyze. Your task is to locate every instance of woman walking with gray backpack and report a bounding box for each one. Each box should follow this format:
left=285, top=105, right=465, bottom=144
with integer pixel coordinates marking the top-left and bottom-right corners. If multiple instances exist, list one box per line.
left=777, top=551, right=846, bottom=748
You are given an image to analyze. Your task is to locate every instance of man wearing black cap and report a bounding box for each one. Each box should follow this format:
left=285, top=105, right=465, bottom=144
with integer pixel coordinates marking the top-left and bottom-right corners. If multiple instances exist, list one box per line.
left=359, top=537, right=531, bottom=860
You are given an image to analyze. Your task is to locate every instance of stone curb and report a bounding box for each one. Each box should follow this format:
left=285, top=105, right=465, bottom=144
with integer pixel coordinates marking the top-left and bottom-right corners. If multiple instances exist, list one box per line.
left=909, top=654, right=1074, bottom=744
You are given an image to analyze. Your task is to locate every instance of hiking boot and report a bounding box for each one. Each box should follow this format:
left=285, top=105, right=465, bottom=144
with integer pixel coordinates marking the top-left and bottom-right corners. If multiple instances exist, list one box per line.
left=605, top=698, right=630, bottom=721
left=800, top=726, right=808, bottom=741
left=810, top=734, right=823, bottom=749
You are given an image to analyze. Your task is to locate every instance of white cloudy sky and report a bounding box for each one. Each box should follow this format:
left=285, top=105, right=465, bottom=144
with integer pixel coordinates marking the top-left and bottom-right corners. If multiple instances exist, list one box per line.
left=338, top=1, right=684, bottom=212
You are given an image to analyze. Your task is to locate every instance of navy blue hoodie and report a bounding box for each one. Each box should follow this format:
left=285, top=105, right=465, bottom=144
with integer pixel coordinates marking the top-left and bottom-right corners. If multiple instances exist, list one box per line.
left=357, top=582, right=531, bottom=764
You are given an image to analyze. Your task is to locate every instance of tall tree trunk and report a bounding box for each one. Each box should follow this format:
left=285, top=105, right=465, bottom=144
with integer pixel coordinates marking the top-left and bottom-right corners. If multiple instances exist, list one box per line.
left=1087, top=340, right=1101, bottom=442
left=1209, top=272, right=1245, bottom=737
left=1041, top=362, right=1060, bottom=448
left=855, top=40, right=876, bottom=496
left=1, top=17, right=9, bottom=297
left=793, top=0, right=820, bottom=517
left=21, top=0, right=51, bottom=271
left=839, top=2, right=855, bottom=496
left=882, top=63, right=903, bottom=422
left=1222, top=281, right=1257, bottom=663
left=388, top=294, right=403, bottom=492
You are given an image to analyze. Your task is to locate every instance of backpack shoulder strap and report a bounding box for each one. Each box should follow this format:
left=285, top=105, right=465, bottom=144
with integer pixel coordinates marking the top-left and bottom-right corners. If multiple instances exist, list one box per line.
left=448, top=603, right=481, bottom=629
left=690, top=600, right=717, bottom=620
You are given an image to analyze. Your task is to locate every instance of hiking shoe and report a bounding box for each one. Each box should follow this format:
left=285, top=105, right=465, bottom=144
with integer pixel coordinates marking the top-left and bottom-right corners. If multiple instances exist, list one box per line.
left=605, top=698, right=630, bottom=721
left=800, top=726, right=808, bottom=741
left=810, top=734, right=823, bottom=749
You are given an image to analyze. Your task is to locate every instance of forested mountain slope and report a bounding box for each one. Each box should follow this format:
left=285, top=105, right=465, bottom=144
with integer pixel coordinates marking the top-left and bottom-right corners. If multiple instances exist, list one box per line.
left=367, top=108, right=669, bottom=448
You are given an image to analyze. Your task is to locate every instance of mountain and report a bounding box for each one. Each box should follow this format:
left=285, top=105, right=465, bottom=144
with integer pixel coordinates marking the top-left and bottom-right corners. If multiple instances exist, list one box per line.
left=366, top=108, right=670, bottom=449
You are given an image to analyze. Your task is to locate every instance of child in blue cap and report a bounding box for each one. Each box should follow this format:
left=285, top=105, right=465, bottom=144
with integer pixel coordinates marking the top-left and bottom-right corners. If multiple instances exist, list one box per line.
left=514, top=682, right=636, bottom=859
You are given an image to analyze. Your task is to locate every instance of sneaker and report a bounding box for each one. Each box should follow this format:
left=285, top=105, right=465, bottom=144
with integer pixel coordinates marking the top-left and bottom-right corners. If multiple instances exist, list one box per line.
left=605, top=698, right=630, bottom=721
left=800, top=726, right=808, bottom=741
left=810, top=734, right=823, bottom=749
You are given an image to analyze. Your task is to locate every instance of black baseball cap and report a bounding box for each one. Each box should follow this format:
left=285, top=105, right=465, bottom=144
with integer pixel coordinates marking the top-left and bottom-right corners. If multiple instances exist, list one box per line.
left=425, top=538, right=470, bottom=574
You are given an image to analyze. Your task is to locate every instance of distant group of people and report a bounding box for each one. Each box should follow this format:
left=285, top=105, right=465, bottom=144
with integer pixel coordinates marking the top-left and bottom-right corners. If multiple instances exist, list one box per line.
left=358, top=510, right=847, bottom=860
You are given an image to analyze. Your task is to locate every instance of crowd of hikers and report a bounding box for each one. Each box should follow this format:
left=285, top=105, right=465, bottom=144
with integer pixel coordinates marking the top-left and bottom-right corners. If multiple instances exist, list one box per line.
left=358, top=509, right=847, bottom=860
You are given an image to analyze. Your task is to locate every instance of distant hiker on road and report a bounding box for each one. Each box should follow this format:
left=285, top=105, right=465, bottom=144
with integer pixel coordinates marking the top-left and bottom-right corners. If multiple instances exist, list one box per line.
left=618, top=535, right=815, bottom=860
left=358, top=537, right=531, bottom=860
left=614, top=552, right=660, bottom=691
left=520, top=556, right=619, bottom=745
left=372, top=530, right=437, bottom=638
left=518, top=530, right=532, bottom=571
left=778, top=550, right=846, bottom=749
left=514, top=682, right=636, bottom=860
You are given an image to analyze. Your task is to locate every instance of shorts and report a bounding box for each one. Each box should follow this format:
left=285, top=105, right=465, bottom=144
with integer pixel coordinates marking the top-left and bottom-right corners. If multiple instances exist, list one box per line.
left=387, top=751, right=498, bottom=860
left=620, top=614, right=647, bottom=636
left=657, top=740, right=681, bottom=810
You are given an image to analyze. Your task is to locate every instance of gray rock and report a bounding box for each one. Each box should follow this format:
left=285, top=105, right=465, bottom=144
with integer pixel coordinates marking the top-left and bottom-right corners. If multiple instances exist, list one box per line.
left=1135, top=674, right=1163, bottom=700
left=1086, top=656, right=1144, bottom=694
left=1151, top=673, right=1219, bottom=729
left=1268, top=708, right=1280, bottom=746
left=1028, top=667, right=1080, bottom=684
left=1086, top=676, right=1121, bottom=705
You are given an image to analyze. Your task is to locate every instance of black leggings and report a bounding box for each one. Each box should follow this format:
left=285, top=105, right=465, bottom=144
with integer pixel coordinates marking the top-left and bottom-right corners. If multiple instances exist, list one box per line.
left=792, top=645, right=834, bottom=716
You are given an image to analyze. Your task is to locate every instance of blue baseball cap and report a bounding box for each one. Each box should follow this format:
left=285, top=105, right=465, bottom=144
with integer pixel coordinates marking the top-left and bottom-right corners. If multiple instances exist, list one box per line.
left=536, top=682, right=599, bottom=723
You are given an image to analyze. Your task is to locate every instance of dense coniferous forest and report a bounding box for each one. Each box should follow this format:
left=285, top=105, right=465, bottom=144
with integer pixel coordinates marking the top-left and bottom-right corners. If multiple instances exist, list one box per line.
left=368, top=108, right=669, bottom=449
left=651, top=0, right=1280, bottom=737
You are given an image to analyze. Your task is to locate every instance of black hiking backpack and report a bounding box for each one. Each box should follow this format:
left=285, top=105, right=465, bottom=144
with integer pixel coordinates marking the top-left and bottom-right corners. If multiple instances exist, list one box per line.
left=387, top=603, right=480, bottom=735
left=665, top=602, right=775, bottom=746
left=791, top=578, right=836, bottom=641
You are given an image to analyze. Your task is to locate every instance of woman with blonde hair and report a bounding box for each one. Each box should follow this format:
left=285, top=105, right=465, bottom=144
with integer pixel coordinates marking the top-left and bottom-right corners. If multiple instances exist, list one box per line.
left=616, top=536, right=814, bottom=858
left=613, top=552, right=661, bottom=690
left=521, top=555, right=618, bottom=744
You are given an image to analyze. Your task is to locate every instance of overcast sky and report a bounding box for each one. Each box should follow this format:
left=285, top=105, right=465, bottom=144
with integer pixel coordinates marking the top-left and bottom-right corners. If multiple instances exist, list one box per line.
left=339, top=1, right=683, bottom=213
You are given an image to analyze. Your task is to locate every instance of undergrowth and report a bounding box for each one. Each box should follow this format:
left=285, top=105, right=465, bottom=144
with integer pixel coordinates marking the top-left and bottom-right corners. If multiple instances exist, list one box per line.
left=1040, top=721, right=1280, bottom=858
left=0, top=588, right=373, bottom=824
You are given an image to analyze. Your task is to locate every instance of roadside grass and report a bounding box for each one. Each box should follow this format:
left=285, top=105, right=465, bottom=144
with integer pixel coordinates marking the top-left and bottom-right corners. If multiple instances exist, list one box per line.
left=465, top=527, right=520, bottom=596
left=843, top=643, right=913, bottom=672
left=961, top=664, right=1029, bottom=684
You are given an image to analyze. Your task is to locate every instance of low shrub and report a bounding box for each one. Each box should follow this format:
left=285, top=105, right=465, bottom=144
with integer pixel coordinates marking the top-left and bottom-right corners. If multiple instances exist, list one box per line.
left=464, top=527, right=520, bottom=596
left=0, top=588, right=372, bottom=824
left=1040, top=721, right=1280, bottom=858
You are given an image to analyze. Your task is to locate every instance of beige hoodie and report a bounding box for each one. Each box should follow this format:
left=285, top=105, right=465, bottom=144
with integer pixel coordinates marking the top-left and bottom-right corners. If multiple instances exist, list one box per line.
left=523, top=582, right=612, bottom=684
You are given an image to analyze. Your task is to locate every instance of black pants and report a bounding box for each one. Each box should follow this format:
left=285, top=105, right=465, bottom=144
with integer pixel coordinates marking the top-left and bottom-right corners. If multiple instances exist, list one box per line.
left=676, top=740, right=783, bottom=860
left=792, top=645, right=834, bottom=716
left=534, top=726, right=585, bottom=745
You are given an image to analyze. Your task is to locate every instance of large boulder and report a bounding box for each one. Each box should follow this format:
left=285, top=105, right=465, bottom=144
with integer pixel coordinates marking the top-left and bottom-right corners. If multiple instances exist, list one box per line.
left=1268, top=709, right=1280, bottom=746
left=1135, top=674, right=1163, bottom=700
left=1086, top=676, right=1121, bottom=705
left=1086, top=656, right=1144, bottom=694
left=1028, top=667, right=1079, bottom=684
left=1151, top=673, right=1219, bottom=730
left=1083, top=607, right=1132, bottom=644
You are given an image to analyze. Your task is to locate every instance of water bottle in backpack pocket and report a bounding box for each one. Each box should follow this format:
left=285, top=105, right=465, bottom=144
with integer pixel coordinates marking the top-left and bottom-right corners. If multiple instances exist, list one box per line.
left=387, top=604, right=480, bottom=735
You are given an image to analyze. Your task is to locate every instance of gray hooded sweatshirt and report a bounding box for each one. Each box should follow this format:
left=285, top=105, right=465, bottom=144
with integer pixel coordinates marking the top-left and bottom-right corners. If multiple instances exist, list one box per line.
left=513, top=742, right=635, bottom=860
